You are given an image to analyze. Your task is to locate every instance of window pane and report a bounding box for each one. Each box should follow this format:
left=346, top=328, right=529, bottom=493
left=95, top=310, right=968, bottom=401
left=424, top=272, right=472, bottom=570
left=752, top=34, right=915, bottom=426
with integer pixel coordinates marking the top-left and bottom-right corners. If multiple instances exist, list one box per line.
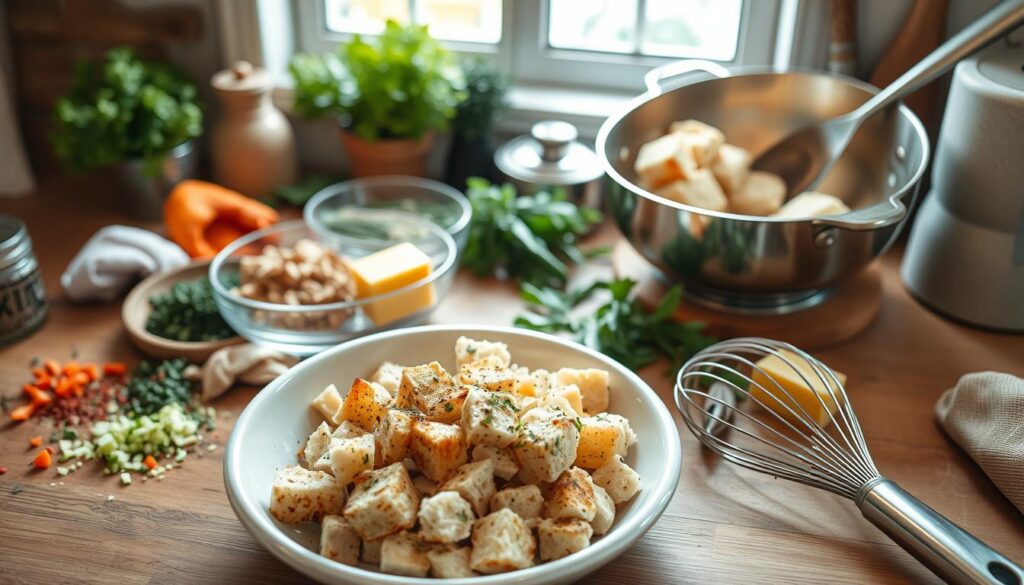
left=641, top=0, right=742, bottom=60
left=547, top=0, right=638, bottom=54
left=418, top=0, right=502, bottom=43
left=324, top=0, right=410, bottom=35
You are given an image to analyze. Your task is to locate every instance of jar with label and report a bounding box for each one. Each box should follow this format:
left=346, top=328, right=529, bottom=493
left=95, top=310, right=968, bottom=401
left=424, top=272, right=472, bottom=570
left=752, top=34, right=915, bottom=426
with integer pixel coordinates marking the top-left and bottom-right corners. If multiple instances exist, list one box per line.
left=0, top=215, right=47, bottom=344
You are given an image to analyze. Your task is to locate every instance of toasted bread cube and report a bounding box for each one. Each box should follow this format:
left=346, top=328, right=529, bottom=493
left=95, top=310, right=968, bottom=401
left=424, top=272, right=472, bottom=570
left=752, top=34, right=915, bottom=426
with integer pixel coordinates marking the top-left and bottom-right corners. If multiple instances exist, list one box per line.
left=409, top=420, right=468, bottom=483
left=311, top=384, right=344, bottom=425
left=521, top=393, right=578, bottom=423
left=472, top=444, right=519, bottom=481
left=545, top=467, right=597, bottom=521
left=774, top=191, right=851, bottom=219
left=512, top=366, right=550, bottom=397
left=329, top=433, right=376, bottom=485
left=634, top=133, right=698, bottom=188
left=591, top=456, right=642, bottom=504
left=710, top=143, right=752, bottom=194
left=538, top=518, right=593, bottom=562
left=653, top=169, right=728, bottom=212
left=460, top=356, right=517, bottom=393
left=455, top=336, right=511, bottom=369
left=512, top=407, right=580, bottom=483
left=549, top=384, right=584, bottom=417
left=461, top=388, right=520, bottom=448
left=375, top=409, right=418, bottom=466
left=270, top=465, right=346, bottom=523
left=380, top=531, right=430, bottom=577
left=412, top=474, right=438, bottom=497
left=489, top=484, right=543, bottom=519
left=470, top=509, right=536, bottom=574
left=418, top=491, right=475, bottom=543
left=303, top=421, right=334, bottom=467
left=320, top=515, right=360, bottom=565
left=553, top=368, right=610, bottom=414
left=730, top=170, right=786, bottom=216
left=332, top=420, right=369, bottom=439
left=439, top=459, right=496, bottom=518
left=343, top=462, right=420, bottom=540
left=574, top=413, right=636, bottom=469
left=339, top=378, right=392, bottom=431
left=669, top=119, right=725, bottom=167
left=361, top=538, right=383, bottom=564
left=397, top=362, right=468, bottom=423
left=591, top=484, right=616, bottom=535
left=428, top=546, right=475, bottom=578
left=370, top=361, right=405, bottom=398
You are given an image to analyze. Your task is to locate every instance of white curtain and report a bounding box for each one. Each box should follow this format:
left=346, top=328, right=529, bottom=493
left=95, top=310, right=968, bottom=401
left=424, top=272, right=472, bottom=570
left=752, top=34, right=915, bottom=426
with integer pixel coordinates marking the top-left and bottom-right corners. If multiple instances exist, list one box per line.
left=0, top=7, right=36, bottom=196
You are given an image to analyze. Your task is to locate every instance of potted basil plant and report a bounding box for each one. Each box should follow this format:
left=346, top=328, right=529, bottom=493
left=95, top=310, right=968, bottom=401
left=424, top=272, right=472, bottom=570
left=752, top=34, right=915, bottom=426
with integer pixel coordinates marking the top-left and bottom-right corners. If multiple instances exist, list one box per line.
left=289, top=20, right=465, bottom=177
left=51, top=47, right=203, bottom=219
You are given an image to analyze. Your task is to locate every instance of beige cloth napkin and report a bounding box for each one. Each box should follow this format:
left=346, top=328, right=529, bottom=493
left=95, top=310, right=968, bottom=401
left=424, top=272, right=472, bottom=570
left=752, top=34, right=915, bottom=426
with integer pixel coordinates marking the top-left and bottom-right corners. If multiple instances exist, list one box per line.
left=196, top=344, right=299, bottom=401
left=935, top=372, right=1024, bottom=515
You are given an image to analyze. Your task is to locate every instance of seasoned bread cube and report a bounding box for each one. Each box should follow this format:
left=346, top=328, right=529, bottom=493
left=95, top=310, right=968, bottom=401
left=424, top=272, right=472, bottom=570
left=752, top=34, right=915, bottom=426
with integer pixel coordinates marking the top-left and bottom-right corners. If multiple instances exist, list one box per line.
left=329, top=433, right=375, bottom=485
left=634, top=133, right=699, bottom=188
left=591, top=455, right=642, bottom=504
left=470, top=509, right=536, bottom=574
left=319, top=515, right=360, bottom=565
left=311, top=384, right=344, bottom=425
left=549, top=384, right=584, bottom=417
left=774, top=191, right=851, bottom=219
left=332, top=420, right=369, bottom=439
left=461, top=388, right=520, bottom=448
left=370, top=361, right=404, bottom=398
left=409, top=420, right=468, bottom=482
left=730, top=170, right=786, bottom=216
left=455, top=336, right=511, bottom=369
left=512, top=366, right=550, bottom=398
left=375, top=409, right=418, bottom=466
left=303, top=421, right=334, bottom=467
left=439, top=459, right=496, bottom=518
left=343, top=462, right=420, bottom=540
left=538, top=518, right=593, bottom=562
left=472, top=444, right=519, bottom=481
left=574, top=413, right=635, bottom=469
left=553, top=368, right=610, bottom=414
left=339, top=378, right=392, bottom=431
left=590, top=484, right=616, bottom=535
left=412, top=474, right=438, bottom=497
left=427, top=546, right=475, bottom=578
left=653, top=169, right=728, bottom=212
left=545, top=467, right=597, bottom=521
left=669, top=119, right=725, bottom=166
left=418, top=491, right=475, bottom=543
left=521, top=393, right=578, bottom=423
left=397, top=362, right=468, bottom=423
left=460, top=356, right=517, bottom=393
left=361, top=538, right=383, bottom=564
left=512, top=407, right=581, bottom=483
left=490, top=484, right=543, bottom=519
left=380, top=531, right=430, bottom=577
left=710, top=143, right=752, bottom=194
left=270, top=465, right=346, bottom=523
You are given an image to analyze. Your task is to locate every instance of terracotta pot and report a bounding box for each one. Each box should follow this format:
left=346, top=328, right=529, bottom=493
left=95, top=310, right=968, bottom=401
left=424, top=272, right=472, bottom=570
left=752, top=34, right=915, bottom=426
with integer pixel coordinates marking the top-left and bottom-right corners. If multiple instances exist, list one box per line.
left=339, top=128, right=434, bottom=177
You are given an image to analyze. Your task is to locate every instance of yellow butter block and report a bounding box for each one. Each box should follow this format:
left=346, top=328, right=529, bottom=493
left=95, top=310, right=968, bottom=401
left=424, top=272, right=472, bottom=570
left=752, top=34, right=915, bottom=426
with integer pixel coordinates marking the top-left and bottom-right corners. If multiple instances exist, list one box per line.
left=348, top=242, right=435, bottom=326
left=749, top=350, right=847, bottom=427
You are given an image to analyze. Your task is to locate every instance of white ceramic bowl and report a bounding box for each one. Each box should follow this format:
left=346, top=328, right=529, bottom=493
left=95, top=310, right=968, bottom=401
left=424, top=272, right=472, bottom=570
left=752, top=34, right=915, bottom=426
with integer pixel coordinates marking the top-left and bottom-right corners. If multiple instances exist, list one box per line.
left=224, top=325, right=682, bottom=585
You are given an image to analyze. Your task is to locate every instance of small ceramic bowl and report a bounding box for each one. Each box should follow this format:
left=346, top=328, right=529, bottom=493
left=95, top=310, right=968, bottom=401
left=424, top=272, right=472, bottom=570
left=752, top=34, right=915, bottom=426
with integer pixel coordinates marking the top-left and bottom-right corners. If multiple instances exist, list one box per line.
left=122, top=260, right=244, bottom=362
left=224, top=325, right=682, bottom=585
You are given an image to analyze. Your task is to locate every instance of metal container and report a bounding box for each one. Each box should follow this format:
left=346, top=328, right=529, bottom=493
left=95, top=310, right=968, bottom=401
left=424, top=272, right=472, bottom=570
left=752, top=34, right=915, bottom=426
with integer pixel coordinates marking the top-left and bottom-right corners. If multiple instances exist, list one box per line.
left=597, top=62, right=930, bottom=313
left=113, top=140, right=199, bottom=221
left=495, top=120, right=604, bottom=210
left=0, top=215, right=47, bottom=344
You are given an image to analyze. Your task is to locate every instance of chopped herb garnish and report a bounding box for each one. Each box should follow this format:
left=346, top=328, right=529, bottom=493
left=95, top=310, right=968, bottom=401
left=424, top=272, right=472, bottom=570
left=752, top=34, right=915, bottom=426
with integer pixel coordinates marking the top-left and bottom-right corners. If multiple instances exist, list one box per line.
left=362, top=453, right=369, bottom=464
left=444, top=402, right=454, bottom=413
left=572, top=417, right=583, bottom=432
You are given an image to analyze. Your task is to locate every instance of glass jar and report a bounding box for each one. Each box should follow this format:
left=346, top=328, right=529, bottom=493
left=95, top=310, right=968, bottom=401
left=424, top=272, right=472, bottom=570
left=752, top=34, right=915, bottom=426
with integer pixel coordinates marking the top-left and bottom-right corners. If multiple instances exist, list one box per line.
left=0, top=215, right=47, bottom=344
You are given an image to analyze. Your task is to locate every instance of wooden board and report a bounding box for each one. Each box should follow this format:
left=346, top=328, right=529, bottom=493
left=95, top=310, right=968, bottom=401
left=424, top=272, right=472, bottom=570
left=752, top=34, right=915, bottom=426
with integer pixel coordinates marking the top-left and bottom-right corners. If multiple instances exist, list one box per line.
left=612, top=240, right=882, bottom=349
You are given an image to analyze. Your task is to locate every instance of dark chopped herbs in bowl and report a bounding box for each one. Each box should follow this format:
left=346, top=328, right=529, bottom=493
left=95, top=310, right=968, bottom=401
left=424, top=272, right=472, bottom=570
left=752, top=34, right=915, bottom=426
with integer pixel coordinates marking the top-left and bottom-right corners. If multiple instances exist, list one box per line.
left=146, top=277, right=235, bottom=342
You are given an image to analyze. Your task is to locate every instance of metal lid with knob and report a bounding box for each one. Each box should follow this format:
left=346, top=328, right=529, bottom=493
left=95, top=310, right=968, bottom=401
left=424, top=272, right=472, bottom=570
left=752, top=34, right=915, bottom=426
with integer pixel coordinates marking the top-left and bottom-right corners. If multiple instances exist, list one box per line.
left=494, top=120, right=604, bottom=187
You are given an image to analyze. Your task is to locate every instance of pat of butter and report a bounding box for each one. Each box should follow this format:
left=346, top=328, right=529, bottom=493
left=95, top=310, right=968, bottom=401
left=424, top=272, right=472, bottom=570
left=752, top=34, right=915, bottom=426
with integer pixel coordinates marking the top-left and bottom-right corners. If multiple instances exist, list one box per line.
left=348, top=242, right=434, bottom=326
left=749, top=350, right=847, bottom=427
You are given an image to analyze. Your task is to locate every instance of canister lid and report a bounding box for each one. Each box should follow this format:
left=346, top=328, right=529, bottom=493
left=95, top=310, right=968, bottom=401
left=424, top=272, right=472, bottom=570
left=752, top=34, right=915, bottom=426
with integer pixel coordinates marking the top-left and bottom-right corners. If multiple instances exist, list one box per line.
left=494, top=121, right=603, bottom=186
left=211, top=61, right=274, bottom=94
left=0, top=215, right=31, bottom=272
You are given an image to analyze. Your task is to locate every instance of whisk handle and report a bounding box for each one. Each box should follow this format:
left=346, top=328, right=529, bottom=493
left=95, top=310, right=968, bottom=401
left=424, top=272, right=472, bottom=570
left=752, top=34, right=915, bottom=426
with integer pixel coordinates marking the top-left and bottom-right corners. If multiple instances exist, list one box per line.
left=858, top=479, right=1023, bottom=585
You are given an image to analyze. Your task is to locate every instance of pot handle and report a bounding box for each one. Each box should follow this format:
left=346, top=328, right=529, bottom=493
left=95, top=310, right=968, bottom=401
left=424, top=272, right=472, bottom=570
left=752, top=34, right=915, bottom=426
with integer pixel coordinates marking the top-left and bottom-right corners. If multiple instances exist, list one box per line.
left=644, top=60, right=730, bottom=95
left=810, top=196, right=907, bottom=232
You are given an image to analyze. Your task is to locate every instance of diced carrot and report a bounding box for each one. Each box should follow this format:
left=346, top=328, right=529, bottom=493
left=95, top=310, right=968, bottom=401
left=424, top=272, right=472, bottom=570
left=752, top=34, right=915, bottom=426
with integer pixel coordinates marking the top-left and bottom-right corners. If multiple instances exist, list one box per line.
left=72, top=371, right=90, bottom=386
left=32, top=367, right=47, bottom=380
left=29, top=436, right=43, bottom=448
left=0, top=467, right=7, bottom=475
left=44, top=359, right=61, bottom=376
left=84, top=364, right=99, bottom=382
left=143, top=455, right=158, bottom=470
left=23, top=385, right=53, bottom=406
left=54, top=376, right=73, bottom=397
left=62, top=361, right=81, bottom=377
left=103, top=362, right=128, bottom=377
left=10, top=403, right=35, bottom=421
left=34, top=374, right=52, bottom=390
left=32, top=449, right=51, bottom=470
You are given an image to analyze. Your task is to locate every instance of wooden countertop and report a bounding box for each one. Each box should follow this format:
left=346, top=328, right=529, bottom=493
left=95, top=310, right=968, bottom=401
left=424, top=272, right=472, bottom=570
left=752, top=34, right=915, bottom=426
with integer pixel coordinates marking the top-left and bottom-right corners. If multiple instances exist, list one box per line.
left=1, top=183, right=1022, bottom=584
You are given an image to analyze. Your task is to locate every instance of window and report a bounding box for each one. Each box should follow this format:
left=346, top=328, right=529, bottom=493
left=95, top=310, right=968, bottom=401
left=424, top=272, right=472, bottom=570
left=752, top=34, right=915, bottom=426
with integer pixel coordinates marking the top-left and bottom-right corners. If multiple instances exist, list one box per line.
left=322, top=0, right=503, bottom=44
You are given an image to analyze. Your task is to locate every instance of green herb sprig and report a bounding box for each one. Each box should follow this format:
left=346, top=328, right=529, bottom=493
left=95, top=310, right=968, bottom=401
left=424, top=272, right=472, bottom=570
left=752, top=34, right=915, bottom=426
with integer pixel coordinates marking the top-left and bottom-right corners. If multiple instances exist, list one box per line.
left=146, top=278, right=235, bottom=342
left=125, top=358, right=197, bottom=416
left=515, top=278, right=717, bottom=373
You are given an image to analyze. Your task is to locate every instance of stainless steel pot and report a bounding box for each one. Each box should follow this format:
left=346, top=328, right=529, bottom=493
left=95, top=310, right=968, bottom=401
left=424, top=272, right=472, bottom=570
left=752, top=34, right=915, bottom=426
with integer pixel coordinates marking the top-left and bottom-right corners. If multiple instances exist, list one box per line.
left=597, top=61, right=930, bottom=313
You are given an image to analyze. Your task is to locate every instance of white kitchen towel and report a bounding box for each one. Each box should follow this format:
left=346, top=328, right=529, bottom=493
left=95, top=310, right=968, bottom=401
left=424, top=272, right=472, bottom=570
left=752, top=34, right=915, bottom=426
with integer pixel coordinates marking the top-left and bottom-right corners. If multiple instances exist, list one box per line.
left=935, top=372, right=1024, bottom=515
left=199, top=343, right=298, bottom=401
left=61, top=225, right=189, bottom=302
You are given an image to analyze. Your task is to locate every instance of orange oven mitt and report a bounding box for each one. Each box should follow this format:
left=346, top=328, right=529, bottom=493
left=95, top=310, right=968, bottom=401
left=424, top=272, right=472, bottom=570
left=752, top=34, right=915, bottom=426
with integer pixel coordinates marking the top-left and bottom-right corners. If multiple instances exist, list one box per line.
left=164, top=180, right=279, bottom=259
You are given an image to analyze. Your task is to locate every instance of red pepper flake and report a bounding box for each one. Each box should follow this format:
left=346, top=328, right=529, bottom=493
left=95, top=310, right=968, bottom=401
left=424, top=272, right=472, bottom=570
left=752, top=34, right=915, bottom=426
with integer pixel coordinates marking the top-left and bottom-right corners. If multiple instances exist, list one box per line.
left=0, top=466, right=7, bottom=475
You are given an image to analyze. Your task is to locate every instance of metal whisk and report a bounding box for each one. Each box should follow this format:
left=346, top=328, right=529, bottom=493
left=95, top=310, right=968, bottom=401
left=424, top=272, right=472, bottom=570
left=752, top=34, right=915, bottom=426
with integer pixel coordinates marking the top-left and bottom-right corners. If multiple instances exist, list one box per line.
left=675, top=338, right=1023, bottom=585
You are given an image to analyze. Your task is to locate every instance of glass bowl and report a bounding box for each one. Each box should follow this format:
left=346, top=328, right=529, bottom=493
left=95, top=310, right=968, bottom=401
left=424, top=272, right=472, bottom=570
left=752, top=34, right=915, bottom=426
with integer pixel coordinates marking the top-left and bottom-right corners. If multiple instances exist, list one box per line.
left=304, top=176, right=471, bottom=252
left=209, top=218, right=457, bottom=356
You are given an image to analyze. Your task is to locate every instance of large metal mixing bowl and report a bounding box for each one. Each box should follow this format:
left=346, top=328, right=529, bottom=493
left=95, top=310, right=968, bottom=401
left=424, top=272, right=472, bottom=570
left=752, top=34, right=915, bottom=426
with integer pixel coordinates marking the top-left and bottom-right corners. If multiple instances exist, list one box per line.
left=597, top=62, right=930, bottom=313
